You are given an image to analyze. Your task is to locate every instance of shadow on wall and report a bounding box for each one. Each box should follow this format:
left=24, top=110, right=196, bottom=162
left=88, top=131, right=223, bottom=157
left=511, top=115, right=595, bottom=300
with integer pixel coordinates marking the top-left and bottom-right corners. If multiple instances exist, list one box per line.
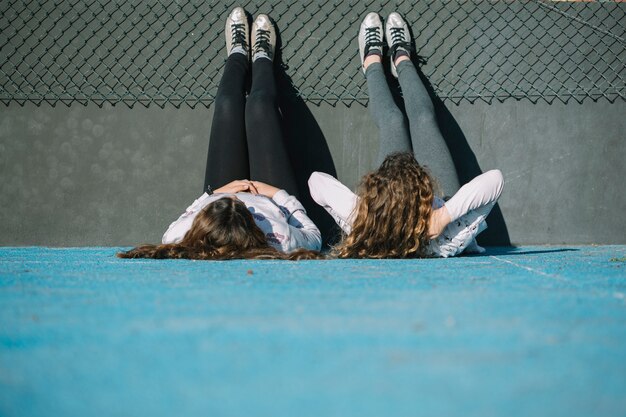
left=387, top=51, right=511, bottom=246
left=274, top=30, right=340, bottom=248
left=430, top=80, right=511, bottom=246
left=272, top=25, right=510, bottom=248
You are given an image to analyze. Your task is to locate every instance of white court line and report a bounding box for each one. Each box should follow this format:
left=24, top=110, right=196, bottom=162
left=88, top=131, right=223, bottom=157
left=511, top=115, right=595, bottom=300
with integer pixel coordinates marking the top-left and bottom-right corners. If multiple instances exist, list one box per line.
left=489, top=255, right=565, bottom=280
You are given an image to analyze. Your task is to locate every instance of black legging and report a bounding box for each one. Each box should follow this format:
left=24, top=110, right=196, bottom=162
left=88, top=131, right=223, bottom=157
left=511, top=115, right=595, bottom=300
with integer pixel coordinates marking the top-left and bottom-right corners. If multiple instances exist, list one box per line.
left=203, top=53, right=298, bottom=195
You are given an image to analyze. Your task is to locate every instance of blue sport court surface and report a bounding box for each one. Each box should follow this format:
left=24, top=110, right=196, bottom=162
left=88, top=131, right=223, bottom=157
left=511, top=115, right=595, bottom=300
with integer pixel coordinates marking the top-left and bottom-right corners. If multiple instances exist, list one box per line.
left=1, top=246, right=625, bottom=417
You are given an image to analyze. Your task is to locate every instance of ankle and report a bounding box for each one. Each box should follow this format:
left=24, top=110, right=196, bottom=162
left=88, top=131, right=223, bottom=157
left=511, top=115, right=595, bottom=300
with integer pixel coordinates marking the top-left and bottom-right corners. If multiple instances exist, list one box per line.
left=394, top=54, right=410, bottom=68
left=364, top=54, right=382, bottom=71
left=253, top=51, right=272, bottom=62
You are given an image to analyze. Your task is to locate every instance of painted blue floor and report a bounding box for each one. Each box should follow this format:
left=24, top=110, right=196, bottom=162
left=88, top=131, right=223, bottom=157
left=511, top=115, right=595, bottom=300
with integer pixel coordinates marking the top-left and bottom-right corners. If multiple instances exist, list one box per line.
left=1, top=246, right=625, bottom=417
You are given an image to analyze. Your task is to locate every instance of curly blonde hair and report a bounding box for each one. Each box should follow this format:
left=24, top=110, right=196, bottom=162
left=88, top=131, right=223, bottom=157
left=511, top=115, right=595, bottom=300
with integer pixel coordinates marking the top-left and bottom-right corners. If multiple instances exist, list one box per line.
left=334, top=152, right=435, bottom=259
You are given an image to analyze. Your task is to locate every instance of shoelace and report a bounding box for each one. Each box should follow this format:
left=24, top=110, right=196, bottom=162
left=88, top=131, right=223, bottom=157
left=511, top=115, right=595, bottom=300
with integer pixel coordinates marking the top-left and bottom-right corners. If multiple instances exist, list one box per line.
left=231, top=23, right=248, bottom=49
left=364, top=27, right=384, bottom=55
left=254, top=29, right=271, bottom=55
left=389, top=27, right=412, bottom=56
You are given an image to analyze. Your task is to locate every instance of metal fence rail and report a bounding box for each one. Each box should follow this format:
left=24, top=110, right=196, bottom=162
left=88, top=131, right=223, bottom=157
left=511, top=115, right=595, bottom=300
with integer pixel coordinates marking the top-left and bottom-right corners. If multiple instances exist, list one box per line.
left=1, top=0, right=624, bottom=107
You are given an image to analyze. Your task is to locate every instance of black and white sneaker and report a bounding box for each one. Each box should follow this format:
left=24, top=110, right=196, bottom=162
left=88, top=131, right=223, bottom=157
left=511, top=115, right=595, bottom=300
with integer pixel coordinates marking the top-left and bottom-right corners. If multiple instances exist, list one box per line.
left=251, top=14, right=276, bottom=62
left=225, top=7, right=249, bottom=58
left=385, top=12, right=412, bottom=78
left=358, top=12, right=384, bottom=74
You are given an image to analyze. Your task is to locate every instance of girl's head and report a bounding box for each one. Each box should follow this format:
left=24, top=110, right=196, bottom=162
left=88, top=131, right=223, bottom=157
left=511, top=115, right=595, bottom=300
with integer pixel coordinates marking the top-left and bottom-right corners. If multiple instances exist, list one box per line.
left=181, top=196, right=268, bottom=257
left=119, top=197, right=321, bottom=260
left=335, top=152, right=435, bottom=259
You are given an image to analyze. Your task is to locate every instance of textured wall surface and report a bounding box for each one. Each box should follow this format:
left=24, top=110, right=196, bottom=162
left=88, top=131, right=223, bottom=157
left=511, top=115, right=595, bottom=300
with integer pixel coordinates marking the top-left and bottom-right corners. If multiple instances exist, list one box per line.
left=1, top=0, right=624, bottom=246
left=0, top=100, right=624, bottom=246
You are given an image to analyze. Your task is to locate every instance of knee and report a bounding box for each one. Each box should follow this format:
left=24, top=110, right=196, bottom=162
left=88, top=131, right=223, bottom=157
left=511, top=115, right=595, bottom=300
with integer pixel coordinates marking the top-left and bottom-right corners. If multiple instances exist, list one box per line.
left=214, top=94, right=244, bottom=118
left=246, top=93, right=276, bottom=117
left=374, top=106, right=405, bottom=129
left=413, top=111, right=438, bottom=128
left=387, top=108, right=405, bottom=127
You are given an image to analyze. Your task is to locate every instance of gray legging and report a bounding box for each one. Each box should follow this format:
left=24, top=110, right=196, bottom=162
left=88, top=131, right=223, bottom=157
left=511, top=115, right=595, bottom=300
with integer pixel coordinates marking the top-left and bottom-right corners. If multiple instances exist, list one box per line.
left=365, top=60, right=460, bottom=196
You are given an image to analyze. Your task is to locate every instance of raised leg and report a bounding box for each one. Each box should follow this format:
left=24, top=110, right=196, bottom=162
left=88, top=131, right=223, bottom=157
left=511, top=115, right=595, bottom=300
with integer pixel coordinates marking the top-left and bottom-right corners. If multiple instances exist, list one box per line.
left=365, top=62, right=412, bottom=166
left=203, top=53, right=250, bottom=192
left=245, top=57, right=298, bottom=196
left=396, top=58, right=460, bottom=195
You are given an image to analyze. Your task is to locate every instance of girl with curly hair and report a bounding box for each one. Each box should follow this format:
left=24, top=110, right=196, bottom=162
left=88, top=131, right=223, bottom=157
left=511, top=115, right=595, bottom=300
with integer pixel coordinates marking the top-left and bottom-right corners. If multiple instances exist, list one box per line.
left=119, top=8, right=322, bottom=261
left=308, top=12, right=504, bottom=258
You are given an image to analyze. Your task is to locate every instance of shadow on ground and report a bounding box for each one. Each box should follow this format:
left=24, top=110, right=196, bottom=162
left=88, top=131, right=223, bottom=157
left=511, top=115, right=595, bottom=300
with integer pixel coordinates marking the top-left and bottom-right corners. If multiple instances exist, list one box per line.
left=479, top=247, right=579, bottom=256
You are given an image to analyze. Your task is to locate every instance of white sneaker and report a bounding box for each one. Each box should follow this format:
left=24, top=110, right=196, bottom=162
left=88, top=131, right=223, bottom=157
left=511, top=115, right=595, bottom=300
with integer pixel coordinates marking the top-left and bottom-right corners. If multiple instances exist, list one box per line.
left=225, top=7, right=249, bottom=58
left=358, top=12, right=384, bottom=74
left=385, top=12, right=412, bottom=78
left=251, top=14, right=276, bottom=62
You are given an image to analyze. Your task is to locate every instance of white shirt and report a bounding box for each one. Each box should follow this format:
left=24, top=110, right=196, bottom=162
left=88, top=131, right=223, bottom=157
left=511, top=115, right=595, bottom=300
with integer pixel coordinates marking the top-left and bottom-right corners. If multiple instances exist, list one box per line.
left=162, top=190, right=322, bottom=252
left=308, top=169, right=504, bottom=257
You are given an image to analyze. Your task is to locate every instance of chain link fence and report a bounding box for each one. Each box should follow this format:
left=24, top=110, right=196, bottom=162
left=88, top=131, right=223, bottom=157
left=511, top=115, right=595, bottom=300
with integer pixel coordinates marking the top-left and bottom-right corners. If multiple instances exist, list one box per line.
left=1, top=0, right=624, bottom=107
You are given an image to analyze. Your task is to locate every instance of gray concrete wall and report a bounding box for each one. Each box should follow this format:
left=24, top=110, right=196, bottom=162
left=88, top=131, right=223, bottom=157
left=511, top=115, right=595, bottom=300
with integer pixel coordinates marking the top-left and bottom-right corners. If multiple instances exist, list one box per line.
left=1, top=99, right=624, bottom=246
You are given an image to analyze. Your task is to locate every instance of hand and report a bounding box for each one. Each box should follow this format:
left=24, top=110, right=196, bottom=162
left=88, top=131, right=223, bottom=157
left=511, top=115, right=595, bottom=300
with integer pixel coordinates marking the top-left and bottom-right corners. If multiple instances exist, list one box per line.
left=250, top=181, right=280, bottom=198
left=213, top=180, right=258, bottom=195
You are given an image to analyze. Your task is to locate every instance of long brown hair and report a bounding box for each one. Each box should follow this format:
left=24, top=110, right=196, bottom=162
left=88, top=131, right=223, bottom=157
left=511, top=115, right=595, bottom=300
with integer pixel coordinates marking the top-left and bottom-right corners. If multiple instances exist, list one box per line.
left=334, top=152, right=435, bottom=259
left=118, top=197, right=322, bottom=260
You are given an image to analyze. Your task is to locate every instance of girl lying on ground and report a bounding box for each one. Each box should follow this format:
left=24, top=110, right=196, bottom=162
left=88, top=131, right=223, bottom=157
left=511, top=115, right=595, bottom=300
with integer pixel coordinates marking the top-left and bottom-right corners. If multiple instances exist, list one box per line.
left=308, top=12, right=504, bottom=258
left=119, top=8, right=322, bottom=260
